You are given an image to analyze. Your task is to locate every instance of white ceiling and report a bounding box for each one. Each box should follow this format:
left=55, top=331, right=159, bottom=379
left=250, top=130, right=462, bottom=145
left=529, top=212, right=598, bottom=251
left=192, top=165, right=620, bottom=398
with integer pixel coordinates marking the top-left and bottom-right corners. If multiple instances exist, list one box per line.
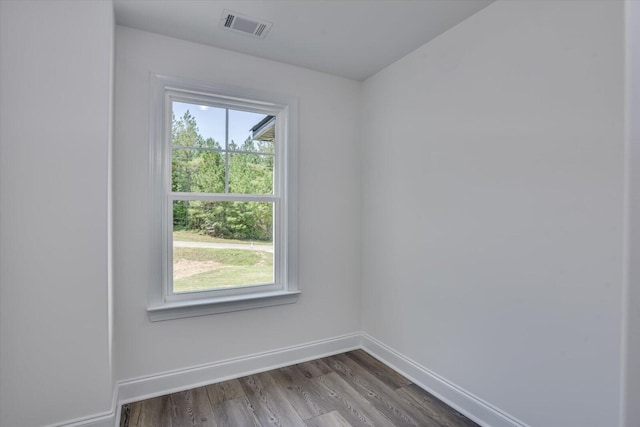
left=113, top=0, right=494, bottom=81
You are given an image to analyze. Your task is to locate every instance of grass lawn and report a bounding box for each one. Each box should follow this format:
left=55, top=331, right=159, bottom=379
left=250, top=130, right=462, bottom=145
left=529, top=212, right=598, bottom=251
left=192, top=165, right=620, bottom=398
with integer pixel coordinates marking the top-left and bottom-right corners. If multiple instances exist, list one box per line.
left=173, top=246, right=273, bottom=293
left=173, top=229, right=272, bottom=246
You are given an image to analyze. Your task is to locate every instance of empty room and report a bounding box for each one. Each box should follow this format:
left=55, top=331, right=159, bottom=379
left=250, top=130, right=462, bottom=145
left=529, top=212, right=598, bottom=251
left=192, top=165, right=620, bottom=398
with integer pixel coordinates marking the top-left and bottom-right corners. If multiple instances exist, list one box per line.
left=1, top=1, right=639, bottom=426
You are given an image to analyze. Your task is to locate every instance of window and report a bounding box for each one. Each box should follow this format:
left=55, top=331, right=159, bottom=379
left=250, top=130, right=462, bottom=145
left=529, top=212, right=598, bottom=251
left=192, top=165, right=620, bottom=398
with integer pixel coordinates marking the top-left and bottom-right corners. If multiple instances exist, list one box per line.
left=148, top=75, right=299, bottom=321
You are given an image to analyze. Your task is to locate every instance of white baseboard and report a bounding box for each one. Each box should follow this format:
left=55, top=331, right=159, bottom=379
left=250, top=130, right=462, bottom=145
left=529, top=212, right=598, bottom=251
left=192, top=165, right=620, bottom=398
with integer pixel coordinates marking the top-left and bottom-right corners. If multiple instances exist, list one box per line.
left=52, top=332, right=526, bottom=427
left=361, top=333, right=529, bottom=427
left=116, top=332, right=362, bottom=405
left=44, top=409, right=115, bottom=427
left=52, top=332, right=362, bottom=427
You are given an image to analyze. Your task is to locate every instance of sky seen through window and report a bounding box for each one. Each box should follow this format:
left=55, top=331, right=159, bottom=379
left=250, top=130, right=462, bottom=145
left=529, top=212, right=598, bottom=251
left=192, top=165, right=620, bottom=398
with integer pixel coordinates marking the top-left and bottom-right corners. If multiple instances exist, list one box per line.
left=173, top=102, right=268, bottom=147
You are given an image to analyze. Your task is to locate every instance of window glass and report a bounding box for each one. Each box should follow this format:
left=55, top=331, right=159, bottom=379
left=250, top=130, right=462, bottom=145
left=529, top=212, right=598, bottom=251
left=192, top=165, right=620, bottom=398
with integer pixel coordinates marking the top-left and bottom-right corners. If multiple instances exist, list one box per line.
left=172, top=200, right=274, bottom=293
left=172, top=102, right=225, bottom=148
left=169, top=100, right=276, bottom=295
left=228, top=153, right=274, bottom=194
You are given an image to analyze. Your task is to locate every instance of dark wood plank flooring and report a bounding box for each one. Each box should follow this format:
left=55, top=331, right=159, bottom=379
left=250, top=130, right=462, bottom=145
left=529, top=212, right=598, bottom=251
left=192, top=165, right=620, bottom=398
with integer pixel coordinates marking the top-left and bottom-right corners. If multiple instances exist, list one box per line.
left=120, top=350, right=478, bottom=427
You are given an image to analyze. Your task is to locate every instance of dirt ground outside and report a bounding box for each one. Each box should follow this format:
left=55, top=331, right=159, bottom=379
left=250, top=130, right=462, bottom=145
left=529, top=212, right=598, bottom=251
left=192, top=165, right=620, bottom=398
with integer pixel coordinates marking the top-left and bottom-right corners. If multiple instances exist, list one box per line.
left=173, top=258, right=222, bottom=280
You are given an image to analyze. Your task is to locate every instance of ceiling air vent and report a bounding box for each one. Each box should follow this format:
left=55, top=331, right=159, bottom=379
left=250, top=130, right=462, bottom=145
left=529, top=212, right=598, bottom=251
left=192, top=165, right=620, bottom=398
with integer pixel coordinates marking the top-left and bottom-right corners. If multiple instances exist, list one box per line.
left=221, top=10, right=272, bottom=39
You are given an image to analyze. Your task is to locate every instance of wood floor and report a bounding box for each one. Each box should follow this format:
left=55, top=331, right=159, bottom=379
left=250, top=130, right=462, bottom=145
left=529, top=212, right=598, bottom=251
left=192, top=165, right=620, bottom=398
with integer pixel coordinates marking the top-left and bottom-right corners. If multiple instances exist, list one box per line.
left=119, top=350, right=478, bottom=427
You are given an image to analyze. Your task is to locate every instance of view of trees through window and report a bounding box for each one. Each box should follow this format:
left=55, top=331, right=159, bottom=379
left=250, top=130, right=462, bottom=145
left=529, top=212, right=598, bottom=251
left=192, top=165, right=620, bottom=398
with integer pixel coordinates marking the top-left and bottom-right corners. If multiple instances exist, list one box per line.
left=171, top=103, right=275, bottom=294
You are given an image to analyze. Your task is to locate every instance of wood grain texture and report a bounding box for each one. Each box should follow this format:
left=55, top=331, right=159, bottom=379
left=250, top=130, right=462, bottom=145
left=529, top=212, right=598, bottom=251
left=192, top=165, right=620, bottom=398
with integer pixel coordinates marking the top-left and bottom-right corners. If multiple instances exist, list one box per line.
left=313, top=372, right=395, bottom=427
left=121, top=351, right=479, bottom=427
left=296, top=358, right=334, bottom=379
left=126, top=395, right=173, bottom=427
left=325, top=354, right=425, bottom=426
left=170, top=387, right=217, bottom=426
left=206, top=379, right=245, bottom=406
left=305, top=411, right=353, bottom=427
left=269, top=365, right=334, bottom=420
left=345, top=350, right=412, bottom=390
left=212, top=396, right=260, bottom=427
left=239, top=371, right=307, bottom=426
left=396, top=384, right=478, bottom=427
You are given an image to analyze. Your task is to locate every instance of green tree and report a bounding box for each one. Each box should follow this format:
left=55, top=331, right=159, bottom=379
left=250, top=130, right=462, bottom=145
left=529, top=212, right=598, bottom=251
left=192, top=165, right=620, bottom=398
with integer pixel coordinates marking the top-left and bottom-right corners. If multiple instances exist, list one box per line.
left=172, top=111, right=205, bottom=147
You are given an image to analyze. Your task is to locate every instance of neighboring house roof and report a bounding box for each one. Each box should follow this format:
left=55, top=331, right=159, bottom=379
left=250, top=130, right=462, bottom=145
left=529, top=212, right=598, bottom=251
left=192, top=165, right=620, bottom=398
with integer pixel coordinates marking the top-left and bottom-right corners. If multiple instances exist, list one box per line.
left=251, top=115, right=275, bottom=142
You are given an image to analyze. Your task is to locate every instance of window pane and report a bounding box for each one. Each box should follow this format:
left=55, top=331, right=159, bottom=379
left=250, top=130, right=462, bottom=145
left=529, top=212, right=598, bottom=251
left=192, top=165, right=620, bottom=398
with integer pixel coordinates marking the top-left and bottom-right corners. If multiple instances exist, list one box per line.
left=172, top=102, right=225, bottom=148
left=228, top=152, right=274, bottom=194
left=229, top=109, right=274, bottom=153
left=172, top=200, right=274, bottom=293
left=172, top=149, right=225, bottom=193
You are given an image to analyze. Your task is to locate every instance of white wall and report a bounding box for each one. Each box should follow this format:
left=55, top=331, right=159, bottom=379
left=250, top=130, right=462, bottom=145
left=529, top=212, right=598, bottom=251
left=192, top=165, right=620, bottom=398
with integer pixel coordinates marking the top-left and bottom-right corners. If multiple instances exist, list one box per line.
left=361, top=1, right=624, bottom=426
left=623, top=1, right=640, bottom=425
left=0, top=1, right=115, bottom=426
left=113, top=27, right=361, bottom=380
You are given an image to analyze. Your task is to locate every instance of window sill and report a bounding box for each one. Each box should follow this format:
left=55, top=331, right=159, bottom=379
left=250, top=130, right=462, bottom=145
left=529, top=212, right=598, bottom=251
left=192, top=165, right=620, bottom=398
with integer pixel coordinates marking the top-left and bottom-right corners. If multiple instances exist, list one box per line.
left=147, top=290, right=301, bottom=322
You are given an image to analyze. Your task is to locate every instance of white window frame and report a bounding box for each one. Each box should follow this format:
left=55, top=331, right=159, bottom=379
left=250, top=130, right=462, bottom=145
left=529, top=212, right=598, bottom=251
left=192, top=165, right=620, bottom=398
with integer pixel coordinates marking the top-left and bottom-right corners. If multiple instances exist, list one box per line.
left=147, top=75, right=299, bottom=321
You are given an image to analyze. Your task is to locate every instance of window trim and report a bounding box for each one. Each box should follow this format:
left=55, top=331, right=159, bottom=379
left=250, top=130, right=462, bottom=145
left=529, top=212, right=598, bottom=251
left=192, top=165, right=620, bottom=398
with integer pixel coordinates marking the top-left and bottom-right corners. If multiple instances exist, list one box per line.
left=147, top=75, right=299, bottom=321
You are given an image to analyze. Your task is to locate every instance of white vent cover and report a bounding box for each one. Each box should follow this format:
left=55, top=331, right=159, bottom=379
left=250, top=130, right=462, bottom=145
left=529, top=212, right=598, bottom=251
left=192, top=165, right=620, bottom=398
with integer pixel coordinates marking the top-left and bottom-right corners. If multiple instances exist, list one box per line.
left=221, top=10, right=272, bottom=39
